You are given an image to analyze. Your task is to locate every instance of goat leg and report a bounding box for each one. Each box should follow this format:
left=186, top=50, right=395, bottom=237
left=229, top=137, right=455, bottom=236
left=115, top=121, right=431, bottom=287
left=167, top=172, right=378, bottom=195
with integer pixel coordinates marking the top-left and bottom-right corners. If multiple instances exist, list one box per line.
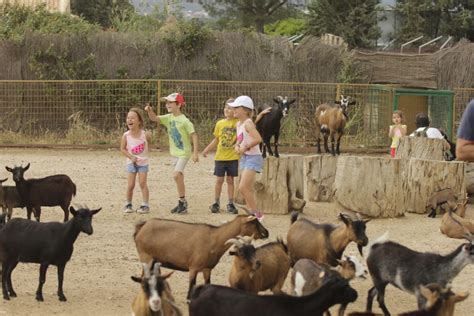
left=36, top=262, right=49, bottom=301
left=316, top=139, right=322, bottom=154
left=33, top=206, right=41, bottom=222
left=2, top=261, right=10, bottom=300
left=266, top=139, right=274, bottom=157
left=57, top=264, right=67, bottom=301
left=26, top=206, right=33, bottom=220
left=274, top=133, right=280, bottom=158
left=428, top=207, right=436, bottom=218
left=203, top=269, right=211, bottom=284
left=262, top=143, right=267, bottom=158
left=366, top=286, right=377, bottom=312
left=375, top=284, right=390, bottom=316
left=187, top=270, right=198, bottom=301
left=6, top=261, right=18, bottom=297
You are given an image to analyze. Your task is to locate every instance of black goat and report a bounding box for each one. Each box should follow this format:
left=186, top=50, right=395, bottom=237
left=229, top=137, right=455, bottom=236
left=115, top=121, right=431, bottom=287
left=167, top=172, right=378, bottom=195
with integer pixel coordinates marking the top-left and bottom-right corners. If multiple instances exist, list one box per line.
left=6, top=163, right=76, bottom=222
left=365, top=233, right=474, bottom=315
left=189, top=276, right=357, bottom=316
left=256, top=96, right=296, bottom=158
left=0, top=206, right=101, bottom=301
left=0, top=178, right=25, bottom=221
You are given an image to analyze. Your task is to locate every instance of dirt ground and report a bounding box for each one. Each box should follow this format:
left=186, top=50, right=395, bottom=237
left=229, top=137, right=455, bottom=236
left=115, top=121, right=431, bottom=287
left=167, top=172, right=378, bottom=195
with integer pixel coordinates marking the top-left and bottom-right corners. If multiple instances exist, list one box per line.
left=0, top=148, right=473, bottom=316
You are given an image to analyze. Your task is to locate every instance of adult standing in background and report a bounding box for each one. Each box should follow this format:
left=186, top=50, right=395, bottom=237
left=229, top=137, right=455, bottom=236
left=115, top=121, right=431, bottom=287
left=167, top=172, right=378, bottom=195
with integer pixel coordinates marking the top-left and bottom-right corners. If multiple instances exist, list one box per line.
left=456, top=100, right=474, bottom=162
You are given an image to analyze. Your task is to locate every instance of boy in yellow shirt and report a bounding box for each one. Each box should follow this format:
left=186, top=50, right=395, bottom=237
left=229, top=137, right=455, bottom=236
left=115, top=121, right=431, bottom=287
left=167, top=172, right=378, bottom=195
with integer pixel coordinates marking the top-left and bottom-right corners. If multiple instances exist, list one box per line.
left=202, top=98, right=240, bottom=214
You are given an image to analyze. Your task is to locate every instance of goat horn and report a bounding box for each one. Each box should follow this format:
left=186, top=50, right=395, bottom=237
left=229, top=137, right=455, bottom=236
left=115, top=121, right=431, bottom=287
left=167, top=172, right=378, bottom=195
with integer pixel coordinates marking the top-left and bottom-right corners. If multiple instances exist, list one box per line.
left=240, top=235, right=254, bottom=245
left=226, top=238, right=243, bottom=248
left=142, top=262, right=151, bottom=278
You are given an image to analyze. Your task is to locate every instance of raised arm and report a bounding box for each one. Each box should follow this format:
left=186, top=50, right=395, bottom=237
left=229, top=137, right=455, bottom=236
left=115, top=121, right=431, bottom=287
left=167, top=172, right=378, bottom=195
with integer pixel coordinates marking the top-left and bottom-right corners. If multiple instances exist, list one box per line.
left=255, top=107, right=271, bottom=123
left=144, top=103, right=160, bottom=123
left=456, top=139, right=474, bottom=162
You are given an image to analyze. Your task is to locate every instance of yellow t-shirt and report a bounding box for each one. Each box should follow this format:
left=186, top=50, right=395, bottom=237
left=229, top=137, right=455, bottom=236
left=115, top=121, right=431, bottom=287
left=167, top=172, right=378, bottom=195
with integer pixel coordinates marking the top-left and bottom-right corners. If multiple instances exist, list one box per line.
left=214, top=118, right=239, bottom=161
left=390, top=124, right=407, bottom=148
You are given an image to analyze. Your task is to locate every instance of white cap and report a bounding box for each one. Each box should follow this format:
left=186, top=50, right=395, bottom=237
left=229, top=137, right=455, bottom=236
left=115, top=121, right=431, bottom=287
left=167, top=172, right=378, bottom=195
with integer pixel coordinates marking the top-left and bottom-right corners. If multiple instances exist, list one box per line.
left=228, top=95, right=254, bottom=110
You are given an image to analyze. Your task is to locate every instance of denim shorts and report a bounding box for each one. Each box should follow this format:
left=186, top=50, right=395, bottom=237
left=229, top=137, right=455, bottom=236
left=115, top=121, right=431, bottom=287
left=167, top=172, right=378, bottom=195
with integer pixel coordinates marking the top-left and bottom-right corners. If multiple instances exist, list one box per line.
left=126, top=163, right=149, bottom=173
left=214, top=160, right=239, bottom=177
left=240, top=154, right=263, bottom=173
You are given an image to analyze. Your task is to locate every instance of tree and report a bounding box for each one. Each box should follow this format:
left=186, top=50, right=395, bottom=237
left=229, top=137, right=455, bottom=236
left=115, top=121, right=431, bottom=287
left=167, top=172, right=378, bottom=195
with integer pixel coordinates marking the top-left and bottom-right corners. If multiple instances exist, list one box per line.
left=306, top=0, right=382, bottom=48
left=201, top=0, right=289, bottom=33
left=71, top=0, right=133, bottom=28
left=394, top=0, right=474, bottom=42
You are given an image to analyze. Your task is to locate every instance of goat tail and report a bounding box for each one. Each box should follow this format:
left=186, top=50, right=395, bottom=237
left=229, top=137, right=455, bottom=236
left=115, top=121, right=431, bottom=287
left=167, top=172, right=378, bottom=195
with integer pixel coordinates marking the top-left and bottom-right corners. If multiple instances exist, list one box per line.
left=72, top=182, right=77, bottom=196
left=133, top=220, right=147, bottom=239
left=290, top=211, right=301, bottom=224
left=365, top=232, right=389, bottom=259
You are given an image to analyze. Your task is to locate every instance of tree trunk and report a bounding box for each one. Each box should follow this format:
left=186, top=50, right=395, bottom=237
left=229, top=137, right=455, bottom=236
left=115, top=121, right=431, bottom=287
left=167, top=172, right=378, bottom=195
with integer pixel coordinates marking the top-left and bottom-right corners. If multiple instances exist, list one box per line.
left=234, top=156, right=306, bottom=215
left=305, top=155, right=338, bottom=202
left=466, top=162, right=474, bottom=196
left=395, top=137, right=446, bottom=161
left=401, top=158, right=466, bottom=214
left=334, top=156, right=405, bottom=218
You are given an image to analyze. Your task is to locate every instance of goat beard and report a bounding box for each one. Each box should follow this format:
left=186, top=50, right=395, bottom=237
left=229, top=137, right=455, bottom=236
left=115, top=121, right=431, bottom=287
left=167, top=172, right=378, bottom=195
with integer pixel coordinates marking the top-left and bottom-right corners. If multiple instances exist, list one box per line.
left=357, top=244, right=364, bottom=257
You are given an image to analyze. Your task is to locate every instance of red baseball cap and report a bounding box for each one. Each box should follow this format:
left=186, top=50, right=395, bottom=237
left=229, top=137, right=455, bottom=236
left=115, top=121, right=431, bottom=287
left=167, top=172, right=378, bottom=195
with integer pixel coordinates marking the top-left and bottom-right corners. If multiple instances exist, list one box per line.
left=161, top=93, right=184, bottom=105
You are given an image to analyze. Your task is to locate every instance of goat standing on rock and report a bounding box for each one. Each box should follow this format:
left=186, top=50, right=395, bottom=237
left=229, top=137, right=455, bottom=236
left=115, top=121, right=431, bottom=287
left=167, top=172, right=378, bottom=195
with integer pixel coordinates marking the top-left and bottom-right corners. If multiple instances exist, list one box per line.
left=315, top=95, right=356, bottom=156
left=256, top=96, right=295, bottom=158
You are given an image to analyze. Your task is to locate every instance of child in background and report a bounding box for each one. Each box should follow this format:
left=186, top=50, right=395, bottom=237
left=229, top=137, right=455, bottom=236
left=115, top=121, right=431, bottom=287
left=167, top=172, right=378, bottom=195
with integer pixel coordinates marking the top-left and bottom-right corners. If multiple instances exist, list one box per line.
left=389, top=110, right=407, bottom=158
left=120, top=108, right=151, bottom=214
left=202, top=98, right=239, bottom=214
left=144, top=93, right=199, bottom=214
left=228, top=95, right=264, bottom=220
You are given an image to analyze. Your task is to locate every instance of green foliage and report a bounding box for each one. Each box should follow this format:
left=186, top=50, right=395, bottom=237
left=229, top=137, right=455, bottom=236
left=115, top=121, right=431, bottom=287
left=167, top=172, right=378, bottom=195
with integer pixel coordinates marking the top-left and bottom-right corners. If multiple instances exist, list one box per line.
left=394, top=0, right=474, bottom=42
left=306, top=0, right=382, bottom=48
left=264, top=18, right=306, bottom=36
left=337, top=54, right=361, bottom=83
left=0, top=3, right=99, bottom=40
left=201, top=0, right=292, bottom=33
left=161, top=19, right=212, bottom=60
left=71, top=0, right=133, bottom=28
left=29, top=45, right=97, bottom=80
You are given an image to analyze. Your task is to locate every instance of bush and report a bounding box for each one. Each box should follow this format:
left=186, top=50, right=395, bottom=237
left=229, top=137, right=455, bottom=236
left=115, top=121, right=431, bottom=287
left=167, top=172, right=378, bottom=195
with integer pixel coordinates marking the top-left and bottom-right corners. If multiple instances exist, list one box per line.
left=264, top=18, right=306, bottom=36
left=0, top=3, right=99, bottom=41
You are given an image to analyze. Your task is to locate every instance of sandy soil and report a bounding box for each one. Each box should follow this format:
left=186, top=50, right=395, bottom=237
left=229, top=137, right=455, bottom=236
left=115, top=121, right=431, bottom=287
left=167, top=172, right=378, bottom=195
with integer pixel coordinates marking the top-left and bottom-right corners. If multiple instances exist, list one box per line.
left=0, top=148, right=473, bottom=316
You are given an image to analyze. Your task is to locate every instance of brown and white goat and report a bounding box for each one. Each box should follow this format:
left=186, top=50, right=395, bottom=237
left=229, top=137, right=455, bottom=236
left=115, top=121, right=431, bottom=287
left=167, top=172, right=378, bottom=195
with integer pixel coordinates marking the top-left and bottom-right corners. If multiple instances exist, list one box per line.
left=426, top=188, right=458, bottom=218
left=134, top=215, right=269, bottom=299
left=315, top=95, right=355, bottom=156
left=287, top=212, right=369, bottom=266
left=227, top=236, right=290, bottom=294
left=349, top=283, right=469, bottom=316
left=291, top=257, right=367, bottom=316
left=440, top=209, right=474, bottom=239
left=290, top=256, right=367, bottom=297
left=131, top=261, right=182, bottom=316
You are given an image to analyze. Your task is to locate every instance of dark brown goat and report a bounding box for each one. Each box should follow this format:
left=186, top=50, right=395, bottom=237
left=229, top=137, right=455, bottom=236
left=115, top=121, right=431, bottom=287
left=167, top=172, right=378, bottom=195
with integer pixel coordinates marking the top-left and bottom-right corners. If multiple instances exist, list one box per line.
left=287, top=212, right=369, bottom=266
left=6, top=164, right=76, bottom=222
left=134, top=215, right=269, bottom=299
left=315, top=95, right=355, bottom=155
left=0, top=178, right=24, bottom=221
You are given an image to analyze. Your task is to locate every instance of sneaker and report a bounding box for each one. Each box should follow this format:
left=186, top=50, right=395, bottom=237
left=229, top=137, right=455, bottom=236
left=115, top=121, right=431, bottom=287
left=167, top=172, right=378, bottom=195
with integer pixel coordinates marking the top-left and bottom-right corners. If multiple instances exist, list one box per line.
left=171, top=200, right=188, bottom=214
left=123, top=204, right=134, bottom=214
left=136, top=205, right=150, bottom=214
left=227, top=203, right=238, bottom=214
left=210, top=203, right=220, bottom=213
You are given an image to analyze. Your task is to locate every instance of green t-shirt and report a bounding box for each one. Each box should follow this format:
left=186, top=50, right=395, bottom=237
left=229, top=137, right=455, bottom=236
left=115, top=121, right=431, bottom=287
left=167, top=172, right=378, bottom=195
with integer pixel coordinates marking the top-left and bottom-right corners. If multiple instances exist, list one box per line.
left=159, top=114, right=195, bottom=158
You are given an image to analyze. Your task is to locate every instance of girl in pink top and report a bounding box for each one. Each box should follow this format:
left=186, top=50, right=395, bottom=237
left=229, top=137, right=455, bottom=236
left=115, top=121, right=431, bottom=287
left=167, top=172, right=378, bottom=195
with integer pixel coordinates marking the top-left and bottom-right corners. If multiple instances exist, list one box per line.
left=120, top=108, right=151, bottom=214
left=229, top=96, right=264, bottom=220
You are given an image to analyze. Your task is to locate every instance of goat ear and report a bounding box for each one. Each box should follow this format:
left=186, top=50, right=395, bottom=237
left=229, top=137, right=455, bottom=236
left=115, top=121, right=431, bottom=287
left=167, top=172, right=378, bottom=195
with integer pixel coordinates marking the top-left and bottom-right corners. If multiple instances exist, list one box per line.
left=364, top=219, right=371, bottom=224
left=453, top=291, right=469, bottom=302
left=131, top=276, right=142, bottom=283
left=162, top=271, right=174, bottom=280
left=339, top=213, right=352, bottom=225
left=289, top=99, right=296, bottom=105
left=90, top=208, right=102, bottom=215
left=334, top=100, right=340, bottom=104
left=24, top=163, right=30, bottom=171
left=348, top=100, right=356, bottom=105
left=273, top=98, right=280, bottom=104
left=69, top=206, right=78, bottom=217
left=5, top=166, right=12, bottom=173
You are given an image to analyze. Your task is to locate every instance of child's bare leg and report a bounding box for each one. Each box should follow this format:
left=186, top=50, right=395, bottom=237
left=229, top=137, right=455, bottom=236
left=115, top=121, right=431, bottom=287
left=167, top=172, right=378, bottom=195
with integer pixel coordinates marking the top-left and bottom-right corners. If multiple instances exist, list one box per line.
left=173, top=171, right=185, bottom=198
left=214, top=177, right=225, bottom=201
left=138, top=172, right=149, bottom=205
left=126, top=172, right=137, bottom=203
left=226, top=176, right=235, bottom=202
left=239, top=169, right=257, bottom=211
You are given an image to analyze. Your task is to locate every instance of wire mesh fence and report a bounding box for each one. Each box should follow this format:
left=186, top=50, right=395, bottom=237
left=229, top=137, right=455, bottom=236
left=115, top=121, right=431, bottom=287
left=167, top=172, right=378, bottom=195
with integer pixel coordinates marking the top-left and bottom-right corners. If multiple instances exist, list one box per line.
left=454, top=88, right=474, bottom=136
left=0, top=79, right=413, bottom=149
